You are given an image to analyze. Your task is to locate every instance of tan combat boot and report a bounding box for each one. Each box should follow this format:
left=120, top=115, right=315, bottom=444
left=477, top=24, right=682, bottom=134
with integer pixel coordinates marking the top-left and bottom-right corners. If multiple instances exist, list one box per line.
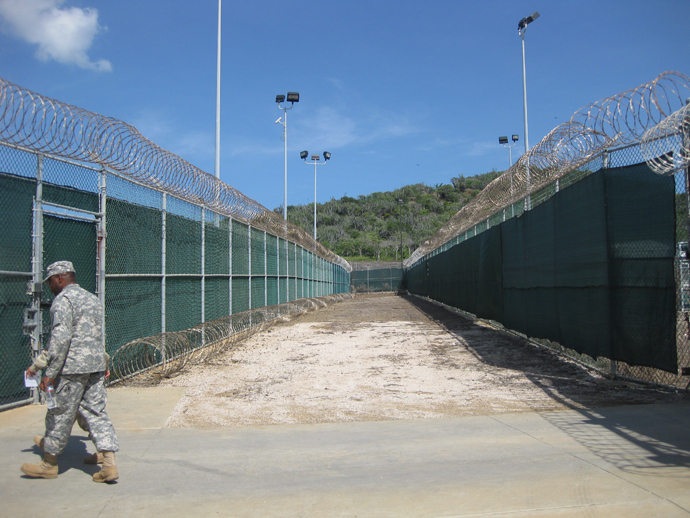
left=84, top=452, right=104, bottom=464
left=92, top=451, right=118, bottom=483
left=21, top=453, right=58, bottom=479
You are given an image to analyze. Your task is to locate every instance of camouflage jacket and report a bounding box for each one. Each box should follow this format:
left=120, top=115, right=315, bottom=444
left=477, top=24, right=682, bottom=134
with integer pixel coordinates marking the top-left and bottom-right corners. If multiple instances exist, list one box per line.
left=44, top=284, right=107, bottom=378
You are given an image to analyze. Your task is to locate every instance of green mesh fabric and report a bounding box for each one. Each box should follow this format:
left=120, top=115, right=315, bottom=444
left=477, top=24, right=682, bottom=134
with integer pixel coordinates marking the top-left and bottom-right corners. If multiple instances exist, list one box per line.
left=166, top=214, right=201, bottom=275
left=166, top=278, right=201, bottom=333
left=205, top=278, right=230, bottom=321
left=232, top=221, right=249, bottom=275
left=407, top=163, right=677, bottom=373
left=0, top=174, right=34, bottom=272
left=105, top=278, right=161, bottom=353
left=107, top=199, right=162, bottom=275
left=205, top=218, right=230, bottom=275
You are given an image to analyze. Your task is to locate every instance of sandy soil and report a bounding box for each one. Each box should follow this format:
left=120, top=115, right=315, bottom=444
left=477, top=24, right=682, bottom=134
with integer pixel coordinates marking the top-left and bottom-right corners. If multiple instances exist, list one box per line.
left=145, top=294, right=687, bottom=428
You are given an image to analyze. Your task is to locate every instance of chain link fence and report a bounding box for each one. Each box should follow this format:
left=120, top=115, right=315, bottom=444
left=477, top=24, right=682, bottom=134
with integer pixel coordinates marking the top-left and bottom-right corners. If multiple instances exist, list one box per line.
left=0, top=143, right=351, bottom=410
left=350, top=262, right=404, bottom=293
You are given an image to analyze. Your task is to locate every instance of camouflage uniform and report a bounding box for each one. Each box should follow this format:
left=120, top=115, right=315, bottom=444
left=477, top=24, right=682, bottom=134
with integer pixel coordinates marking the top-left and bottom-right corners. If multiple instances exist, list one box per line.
left=42, top=282, right=119, bottom=456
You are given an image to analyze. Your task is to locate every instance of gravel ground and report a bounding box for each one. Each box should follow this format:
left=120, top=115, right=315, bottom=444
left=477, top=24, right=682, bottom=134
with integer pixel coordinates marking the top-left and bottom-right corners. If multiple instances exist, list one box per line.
left=135, top=294, right=688, bottom=428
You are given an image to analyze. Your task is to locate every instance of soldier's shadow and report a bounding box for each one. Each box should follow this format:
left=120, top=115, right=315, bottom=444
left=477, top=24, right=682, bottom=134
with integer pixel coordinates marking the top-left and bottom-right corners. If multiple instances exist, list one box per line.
left=21, top=434, right=101, bottom=478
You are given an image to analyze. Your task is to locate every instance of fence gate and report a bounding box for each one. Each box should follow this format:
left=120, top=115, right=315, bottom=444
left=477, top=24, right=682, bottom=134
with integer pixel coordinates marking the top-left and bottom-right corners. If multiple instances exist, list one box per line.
left=11, top=155, right=105, bottom=408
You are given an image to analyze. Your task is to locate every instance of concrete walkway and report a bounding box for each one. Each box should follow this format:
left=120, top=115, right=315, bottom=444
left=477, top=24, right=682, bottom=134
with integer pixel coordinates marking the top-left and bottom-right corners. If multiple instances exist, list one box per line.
left=1, top=387, right=689, bottom=517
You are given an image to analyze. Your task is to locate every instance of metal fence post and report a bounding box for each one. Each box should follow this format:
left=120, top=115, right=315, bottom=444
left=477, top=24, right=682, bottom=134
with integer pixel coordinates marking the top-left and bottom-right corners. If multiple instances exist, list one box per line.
left=228, top=217, right=233, bottom=315
left=29, top=154, right=45, bottom=404
left=201, top=208, right=206, bottom=346
left=98, top=168, right=107, bottom=352
left=161, top=193, right=167, bottom=339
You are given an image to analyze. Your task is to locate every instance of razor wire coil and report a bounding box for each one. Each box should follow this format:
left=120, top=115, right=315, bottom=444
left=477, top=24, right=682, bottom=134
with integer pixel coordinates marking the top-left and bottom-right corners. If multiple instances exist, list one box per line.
left=0, top=77, right=351, bottom=273
left=406, top=71, right=690, bottom=267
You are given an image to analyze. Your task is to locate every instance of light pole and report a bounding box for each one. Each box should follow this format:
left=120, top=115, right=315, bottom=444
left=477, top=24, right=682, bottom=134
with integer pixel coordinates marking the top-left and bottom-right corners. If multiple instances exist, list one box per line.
left=301, top=150, right=331, bottom=240
left=518, top=11, right=539, bottom=210
left=499, top=134, right=519, bottom=168
left=276, top=92, right=299, bottom=220
left=397, top=198, right=404, bottom=269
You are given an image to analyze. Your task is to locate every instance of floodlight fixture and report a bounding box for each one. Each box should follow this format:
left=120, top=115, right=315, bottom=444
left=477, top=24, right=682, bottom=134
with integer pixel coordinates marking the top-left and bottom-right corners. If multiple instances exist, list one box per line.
left=518, top=11, right=540, bottom=210
left=518, top=11, right=540, bottom=32
left=499, top=134, right=519, bottom=168
left=276, top=91, right=300, bottom=220
left=301, top=150, right=332, bottom=240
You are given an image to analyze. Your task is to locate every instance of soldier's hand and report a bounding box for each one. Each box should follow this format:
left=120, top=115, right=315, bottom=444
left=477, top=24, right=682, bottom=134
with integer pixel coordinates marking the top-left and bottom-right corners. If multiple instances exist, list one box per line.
left=39, top=376, right=55, bottom=392
left=25, top=366, right=36, bottom=378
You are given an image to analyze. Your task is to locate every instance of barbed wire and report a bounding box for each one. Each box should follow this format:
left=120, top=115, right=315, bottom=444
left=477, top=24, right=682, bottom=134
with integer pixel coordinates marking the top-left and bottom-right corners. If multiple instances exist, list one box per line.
left=0, top=77, right=351, bottom=272
left=641, top=100, right=690, bottom=176
left=406, top=71, right=690, bottom=267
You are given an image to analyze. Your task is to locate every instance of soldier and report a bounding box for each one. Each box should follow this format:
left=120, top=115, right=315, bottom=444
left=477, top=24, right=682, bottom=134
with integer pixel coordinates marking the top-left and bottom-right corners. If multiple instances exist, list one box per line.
left=21, top=261, right=119, bottom=483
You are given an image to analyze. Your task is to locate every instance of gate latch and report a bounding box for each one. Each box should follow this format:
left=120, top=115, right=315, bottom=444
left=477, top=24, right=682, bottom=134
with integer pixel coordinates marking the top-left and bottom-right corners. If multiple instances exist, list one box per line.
left=22, top=307, right=39, bottom=336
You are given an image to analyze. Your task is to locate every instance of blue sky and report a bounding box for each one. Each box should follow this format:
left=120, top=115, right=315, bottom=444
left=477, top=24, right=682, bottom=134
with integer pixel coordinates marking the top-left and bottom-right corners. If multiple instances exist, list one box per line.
left=1, top=0, right=689, bottom=213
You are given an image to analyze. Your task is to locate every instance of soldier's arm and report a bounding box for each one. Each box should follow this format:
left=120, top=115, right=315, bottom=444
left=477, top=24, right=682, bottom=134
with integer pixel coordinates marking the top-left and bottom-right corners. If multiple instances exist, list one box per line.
left=44, top=298, right=75, bottom=379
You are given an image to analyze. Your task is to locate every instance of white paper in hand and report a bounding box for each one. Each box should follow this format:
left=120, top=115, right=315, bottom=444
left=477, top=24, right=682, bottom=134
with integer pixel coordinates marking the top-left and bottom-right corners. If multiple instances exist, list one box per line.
left=24, top=371, right=40, bottom=388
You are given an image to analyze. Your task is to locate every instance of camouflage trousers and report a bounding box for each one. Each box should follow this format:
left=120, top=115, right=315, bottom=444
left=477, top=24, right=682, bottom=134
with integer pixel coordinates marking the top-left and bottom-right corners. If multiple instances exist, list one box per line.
left=44, top=372, right=119, bottom=455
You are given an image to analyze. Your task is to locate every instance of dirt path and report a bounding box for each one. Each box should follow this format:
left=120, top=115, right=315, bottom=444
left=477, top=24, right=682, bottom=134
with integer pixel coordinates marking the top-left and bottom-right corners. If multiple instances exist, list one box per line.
left=150, top=294, right=687, bottom=428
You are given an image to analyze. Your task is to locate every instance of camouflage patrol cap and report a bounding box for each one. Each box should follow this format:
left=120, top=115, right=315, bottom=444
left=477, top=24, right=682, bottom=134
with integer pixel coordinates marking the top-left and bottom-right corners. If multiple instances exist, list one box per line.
left=43, top=261, right=76, bottom=282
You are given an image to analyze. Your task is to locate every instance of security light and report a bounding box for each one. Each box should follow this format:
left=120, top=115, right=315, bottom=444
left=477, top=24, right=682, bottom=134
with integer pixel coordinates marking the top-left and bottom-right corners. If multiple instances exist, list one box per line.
left=286, top=92, right=300, bottom=103
left=499, top=136, right=509, bottom=144
left=275, top=94, right=285, bottom=103
left=512, top=134, right=519, bottom=142
left=323, top=151, right=331, bottom=161
left=311, top=155, right=320, bottom=161
left=300, top=150, right=308, bottom=160
left=518, top=11, right=540, bottom=31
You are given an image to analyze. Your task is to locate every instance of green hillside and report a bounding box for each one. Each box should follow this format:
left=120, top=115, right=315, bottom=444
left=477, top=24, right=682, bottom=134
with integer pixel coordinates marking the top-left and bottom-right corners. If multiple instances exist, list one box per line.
left=277, top=170, right=502, bottom=262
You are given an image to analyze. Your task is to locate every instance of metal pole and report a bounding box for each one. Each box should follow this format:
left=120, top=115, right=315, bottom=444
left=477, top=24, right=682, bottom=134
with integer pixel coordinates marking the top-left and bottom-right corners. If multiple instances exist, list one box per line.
left=521, top=30, right=531, bottom=210
left=284, top=108, right=288, bottom=220
left=314, top=160, right=317, bottom=240
left=161, top=193, right=167, bottom=335
left=98, top=168, right=107, bottom=351
left=214, top=0, right=221, bottom=181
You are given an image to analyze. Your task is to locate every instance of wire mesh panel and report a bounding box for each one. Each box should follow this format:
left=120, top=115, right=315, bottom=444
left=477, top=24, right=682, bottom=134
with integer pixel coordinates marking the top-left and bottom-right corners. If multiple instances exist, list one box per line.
left=232, top=221, right=249, bottom=276
left=266, top=234, right=278, bottom=276
left=105, top=278, right=161, bottom=356
left=166, top=278, right=202, bottom=333
left=251, top=277, right=265, bottom=309
left=251, top=228, right=265, bottom=276
left=205, top=277, right=229, bottom=322
left=106, top=198, right=162, bottom=275
left=232, top=277, right=249, bottom=314
left=205, top=216, right=230, bottom=275
left=0, top=167, right=35, bottom=406
left=267, top=277, right=278, bottom=306
left=0, top=276, right=32, bottom=406
left=279, top=277, right=288, bottom=304
left=166, top=214, right=202, bottom=275
left=0, top=173, right=34, bottom=272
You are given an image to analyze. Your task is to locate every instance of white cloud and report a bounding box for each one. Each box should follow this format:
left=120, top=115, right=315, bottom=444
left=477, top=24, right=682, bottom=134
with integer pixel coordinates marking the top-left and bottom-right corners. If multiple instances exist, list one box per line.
left=296, top=106, right=419, bottom=151
left=0, top=0, right=111, bottom=71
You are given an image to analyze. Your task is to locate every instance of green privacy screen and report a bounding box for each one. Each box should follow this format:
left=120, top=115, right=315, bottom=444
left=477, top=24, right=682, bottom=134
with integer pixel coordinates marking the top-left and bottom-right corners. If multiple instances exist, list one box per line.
left=406, top=163, right=677, bottom=373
